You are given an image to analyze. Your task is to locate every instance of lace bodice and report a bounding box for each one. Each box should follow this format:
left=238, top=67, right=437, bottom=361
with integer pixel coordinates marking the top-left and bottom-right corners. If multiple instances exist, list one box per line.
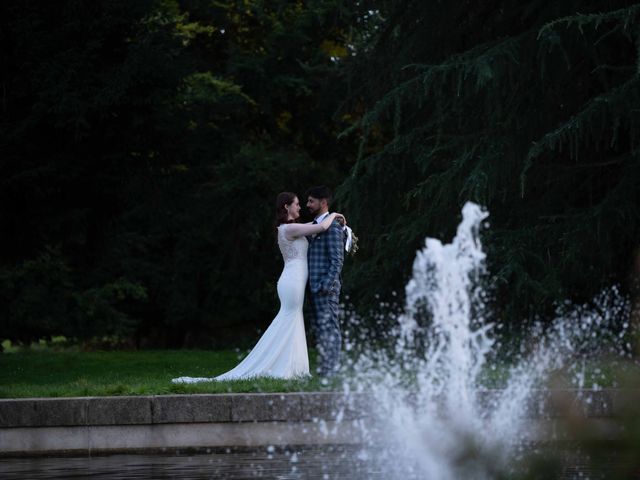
left=278, top=225, right=308, bottom=263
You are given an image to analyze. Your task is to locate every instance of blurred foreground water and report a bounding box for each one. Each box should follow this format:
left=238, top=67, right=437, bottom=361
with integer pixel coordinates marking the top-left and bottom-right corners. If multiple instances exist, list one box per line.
left=330, top=202, right=636, bottom=479
left=1, top=446, right=638, bottom=480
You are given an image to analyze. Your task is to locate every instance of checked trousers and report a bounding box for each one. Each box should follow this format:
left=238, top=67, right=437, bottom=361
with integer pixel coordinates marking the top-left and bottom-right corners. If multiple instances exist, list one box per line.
left=307, top=286, right=341, bottom=377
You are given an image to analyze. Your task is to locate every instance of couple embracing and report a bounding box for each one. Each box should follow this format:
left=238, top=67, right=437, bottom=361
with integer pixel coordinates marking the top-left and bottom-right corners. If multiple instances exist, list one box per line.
left=173, top=186, right=346, bottom=383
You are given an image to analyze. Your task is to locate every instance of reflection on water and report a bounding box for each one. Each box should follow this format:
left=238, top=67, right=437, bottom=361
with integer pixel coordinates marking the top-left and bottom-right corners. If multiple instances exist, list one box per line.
left=0, top=445, right=640, bottom=480
left=0, top=446, right=381, bottom=480
left=0, top=447, right=634, bottom=480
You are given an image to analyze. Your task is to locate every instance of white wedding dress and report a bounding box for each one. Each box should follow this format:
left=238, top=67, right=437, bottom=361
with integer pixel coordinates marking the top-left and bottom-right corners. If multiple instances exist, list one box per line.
left=172, top=224, right=310, bottom=383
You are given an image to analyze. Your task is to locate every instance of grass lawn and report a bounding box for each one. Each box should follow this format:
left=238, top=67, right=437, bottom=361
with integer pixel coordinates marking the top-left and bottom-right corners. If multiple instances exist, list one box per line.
left=0, top=349, right=337, bottom=398
left=2, top=349, right=637, bottom=399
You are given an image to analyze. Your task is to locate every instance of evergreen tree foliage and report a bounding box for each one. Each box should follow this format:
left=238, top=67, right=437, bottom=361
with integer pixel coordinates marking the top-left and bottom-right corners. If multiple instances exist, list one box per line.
left=0, top=0, right=361, bottom=346
left=2, top=0, right=638, bottom=345
left=339, top=1, right=640, bottom=322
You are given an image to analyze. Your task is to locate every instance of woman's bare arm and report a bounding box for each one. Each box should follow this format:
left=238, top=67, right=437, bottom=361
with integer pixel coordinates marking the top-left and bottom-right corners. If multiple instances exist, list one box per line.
left=283, top=213, right=344, bottom=240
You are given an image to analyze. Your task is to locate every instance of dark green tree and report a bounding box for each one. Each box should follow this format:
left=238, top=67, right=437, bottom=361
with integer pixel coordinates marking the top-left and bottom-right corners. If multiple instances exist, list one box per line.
left=339, top=1, right=640, bottom=323
left=0, top=0, right=363, bottom=346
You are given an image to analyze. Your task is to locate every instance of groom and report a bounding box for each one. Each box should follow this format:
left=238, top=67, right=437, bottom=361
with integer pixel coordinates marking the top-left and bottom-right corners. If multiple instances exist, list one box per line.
left=306, top=185, right=345, bottom=378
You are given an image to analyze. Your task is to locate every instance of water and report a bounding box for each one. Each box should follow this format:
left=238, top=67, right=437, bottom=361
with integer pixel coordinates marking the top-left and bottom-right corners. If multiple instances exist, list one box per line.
left=0, top=448, right=634, bottom=479
left=0, top=447, right=380, bottom=480
left=331, top=202, right=633, bottom=479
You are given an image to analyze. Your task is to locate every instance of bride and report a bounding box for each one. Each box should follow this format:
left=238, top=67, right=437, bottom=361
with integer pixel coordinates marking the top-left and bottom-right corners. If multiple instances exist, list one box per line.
left=172, top=192, right=344, bottom=383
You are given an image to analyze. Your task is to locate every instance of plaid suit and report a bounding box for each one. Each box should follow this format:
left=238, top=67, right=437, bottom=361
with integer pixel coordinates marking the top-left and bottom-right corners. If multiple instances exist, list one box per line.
left=307, top=219, right=345, bottom=377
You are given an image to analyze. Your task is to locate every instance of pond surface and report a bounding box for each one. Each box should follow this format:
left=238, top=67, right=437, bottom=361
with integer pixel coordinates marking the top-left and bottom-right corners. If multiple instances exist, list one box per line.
left=0, top=446, right=380, bottom=480
left=0, top=446, right=635, bottom=479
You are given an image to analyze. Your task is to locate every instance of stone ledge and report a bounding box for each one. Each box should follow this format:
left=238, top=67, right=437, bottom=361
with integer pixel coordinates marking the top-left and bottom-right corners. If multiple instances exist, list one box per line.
left=1, top=390, right=638, bottom=429
left=151, top=394, right=232, bottom=424
left=521, top=388, right=640, bottom=419
left=1, top=390, right=638, bottom=456
left=0, top=421, right=364, bottom=456
left=0, top=393, right=369, bottom=428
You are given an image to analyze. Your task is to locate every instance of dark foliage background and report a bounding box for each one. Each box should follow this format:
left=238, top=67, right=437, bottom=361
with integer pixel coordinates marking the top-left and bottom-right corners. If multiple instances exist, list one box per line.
left=339, top=0, right=640, bottom=327
left=1, top=0, right=638, bottom=347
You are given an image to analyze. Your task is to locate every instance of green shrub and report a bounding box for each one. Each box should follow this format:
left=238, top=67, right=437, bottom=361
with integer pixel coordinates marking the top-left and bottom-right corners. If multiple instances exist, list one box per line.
left=0, top=247, right=147, bottom=343
left=72, top=278, right=147, bottom=338
left=0, top=247, right=73, bottom=343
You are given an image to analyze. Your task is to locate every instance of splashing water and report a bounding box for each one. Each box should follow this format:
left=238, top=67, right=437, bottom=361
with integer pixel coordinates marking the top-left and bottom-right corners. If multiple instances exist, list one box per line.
left=336, top=202, right=631, bottom=479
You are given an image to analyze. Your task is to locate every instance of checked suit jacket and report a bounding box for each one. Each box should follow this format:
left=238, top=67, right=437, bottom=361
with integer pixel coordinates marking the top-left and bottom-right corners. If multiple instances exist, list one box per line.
left=307, top=219, right=345, bottom=295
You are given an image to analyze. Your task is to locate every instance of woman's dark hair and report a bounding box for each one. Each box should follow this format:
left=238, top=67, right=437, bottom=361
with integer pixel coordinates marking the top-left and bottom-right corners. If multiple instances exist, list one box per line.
left=275, top=192, right=297, bottom=226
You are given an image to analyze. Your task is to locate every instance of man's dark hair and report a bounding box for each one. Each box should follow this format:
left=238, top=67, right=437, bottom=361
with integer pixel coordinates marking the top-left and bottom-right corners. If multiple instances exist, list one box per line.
left=307, top=185, right=332, bottom=203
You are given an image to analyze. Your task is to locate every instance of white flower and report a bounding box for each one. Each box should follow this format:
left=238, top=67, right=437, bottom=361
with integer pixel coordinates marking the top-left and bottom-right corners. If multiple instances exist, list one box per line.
left=344, top=226, right=359, bottom=255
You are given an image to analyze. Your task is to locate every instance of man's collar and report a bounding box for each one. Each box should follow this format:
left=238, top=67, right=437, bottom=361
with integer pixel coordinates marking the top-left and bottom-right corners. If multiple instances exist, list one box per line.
left=314, top=212, right=330, bottom=223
